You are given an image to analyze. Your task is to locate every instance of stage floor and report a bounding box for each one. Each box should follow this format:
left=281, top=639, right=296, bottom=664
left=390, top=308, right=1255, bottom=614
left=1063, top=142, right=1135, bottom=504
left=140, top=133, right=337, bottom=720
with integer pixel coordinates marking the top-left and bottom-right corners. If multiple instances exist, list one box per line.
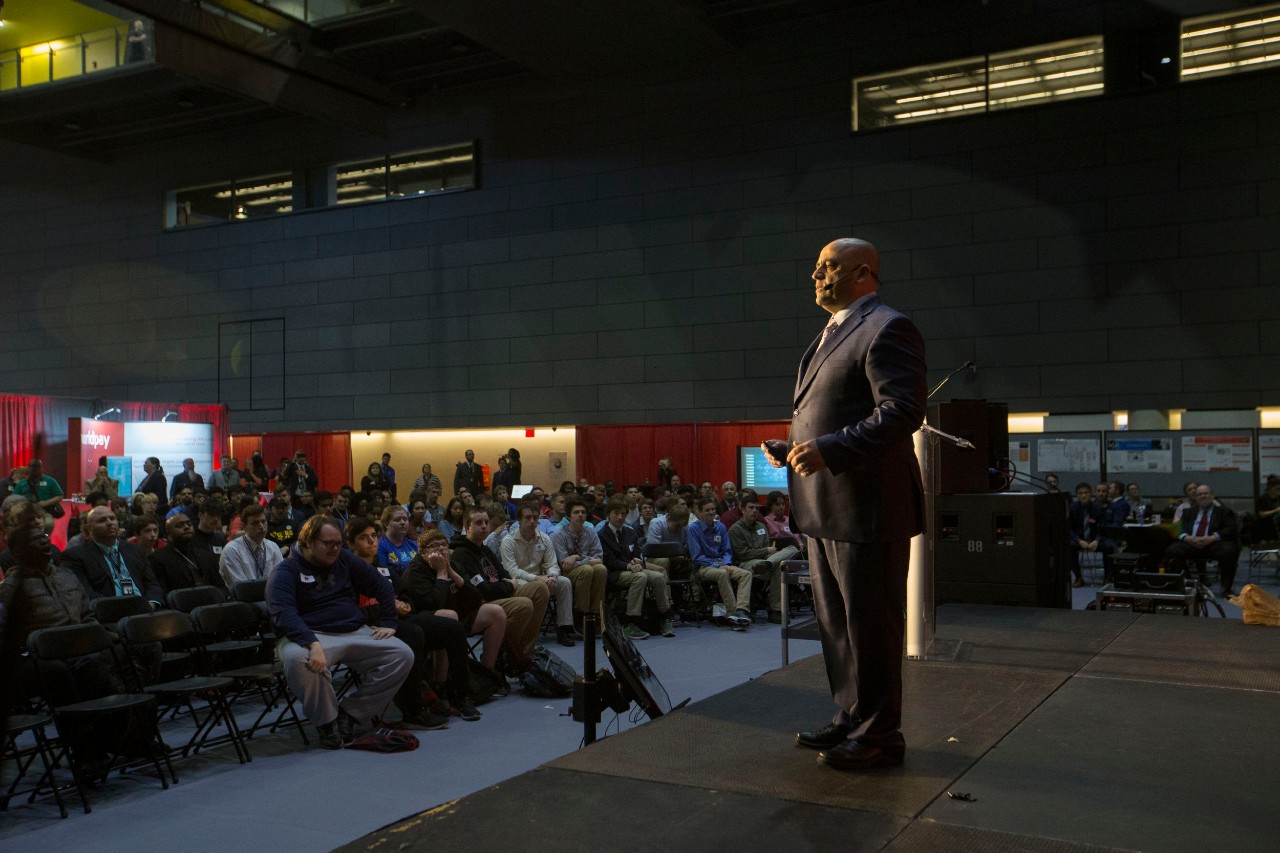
left=338, top=605, right=1280, bottom=853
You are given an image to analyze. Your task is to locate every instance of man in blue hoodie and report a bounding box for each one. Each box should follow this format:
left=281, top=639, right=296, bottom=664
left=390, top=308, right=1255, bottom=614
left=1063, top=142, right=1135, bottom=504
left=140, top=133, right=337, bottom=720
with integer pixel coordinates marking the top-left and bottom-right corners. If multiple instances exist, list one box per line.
left=268, top=514, right=413, bottom=749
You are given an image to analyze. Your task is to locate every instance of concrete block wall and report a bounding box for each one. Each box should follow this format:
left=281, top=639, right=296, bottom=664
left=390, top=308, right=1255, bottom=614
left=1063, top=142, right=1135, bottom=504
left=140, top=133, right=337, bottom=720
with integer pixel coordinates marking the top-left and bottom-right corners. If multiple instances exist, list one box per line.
left=1, top=4, right=1278, bottom=433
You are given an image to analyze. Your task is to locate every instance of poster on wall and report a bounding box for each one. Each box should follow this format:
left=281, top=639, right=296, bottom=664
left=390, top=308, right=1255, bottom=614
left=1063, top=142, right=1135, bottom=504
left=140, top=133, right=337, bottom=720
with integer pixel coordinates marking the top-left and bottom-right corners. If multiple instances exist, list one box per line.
left=71, top=419, right=214, bottom=496
left=1037, top=438, right=1100, bottom=473
left=1260, top=435, right=1280, bottom=484
left=1106, top=437, right=1173, bottom=473
left=1181, top=434, right=1252, bottom=472
left=1008, top=441, right=1030, bottom=466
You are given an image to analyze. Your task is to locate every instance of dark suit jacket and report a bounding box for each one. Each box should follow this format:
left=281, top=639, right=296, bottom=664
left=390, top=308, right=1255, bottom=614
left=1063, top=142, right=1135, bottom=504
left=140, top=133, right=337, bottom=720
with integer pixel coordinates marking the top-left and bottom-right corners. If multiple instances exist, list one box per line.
left=136, top=471, right=168, bottom=511
left=150, top=543, right=225, bottom=595
left=1179, top=503, right=1238, bottom=542
left=61, top=540, right=164, bottom=604
left=170, top=470, right=206, bottom=497
left=598, top=523, right=643, bottom=585
left=788, top=294, right=927, bottom=543
left=1068, top=500, right=1099, bottom=547
left=454, top=461, right=484, bottom=496
left=280, top=462, right=318, bottom=494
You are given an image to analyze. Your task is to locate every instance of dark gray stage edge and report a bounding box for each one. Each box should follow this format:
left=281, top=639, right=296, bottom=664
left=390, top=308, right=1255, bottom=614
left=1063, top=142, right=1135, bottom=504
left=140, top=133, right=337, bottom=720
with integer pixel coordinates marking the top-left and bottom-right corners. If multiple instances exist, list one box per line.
left=338, top=605, right=1280, bottom=852
left=333, top=767, right=907, bottom=853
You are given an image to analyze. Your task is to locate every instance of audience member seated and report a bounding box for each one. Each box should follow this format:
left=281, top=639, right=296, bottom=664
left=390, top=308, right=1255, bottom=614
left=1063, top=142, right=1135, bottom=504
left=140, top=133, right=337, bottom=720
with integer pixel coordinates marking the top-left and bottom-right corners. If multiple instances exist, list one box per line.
left=717, top=481, right=739, bottom=516
left=126, top=513, right=165, bottom=558
left=1067, top=483, right=1103, bottom=588
left=1125, top=483, right=1152, bottom=522
left=549, top=497, right=609, bottom=633
left=267, top=515, right=414, bottom=748
left=762, top=491, right=803, bottom=551
left=150, top=513, right=225, bottom=595
left=729, top=498, right=799, bottom=622
left=220, top=503, right=283, bottom=585
left=421, top=482, right=444, bottom=526
left=405, top=495, right=430, bottom=541
left=85, top=465, right=120, bottom=500
left=266, top=497, right=300, bottom=556
left=167, top=486, right=198, bottom=523
left=437, top=497, right=465, bottom=540
left=1162, top=484, right=1240, bottom=597
left=635, top=498, right=657, bottom=539
left=62, top=506, right=163, bottom=607
left=377, top=506, right=418, bottom=571
left=599, top=497, right=674, bottom=640
left=1098, top=481, right=1130, bottom=551
left=401, top=529, right=509, bottom=678
left=645, top=502, right=692, bottom=578
left=1254, top=475, right=1280, bottom=544
left=720, top=487, right=757, bottom=530
left=501, top=502, right=578, bottom=647
left=540, top=492, right=568, bottom=534
left=192, top=498, right=229, bottom=555
left=688, top=497, right=753, bottom=629
left=343, top=520, right=461, bottom=727
left=449, top=506, right=548, bottom=658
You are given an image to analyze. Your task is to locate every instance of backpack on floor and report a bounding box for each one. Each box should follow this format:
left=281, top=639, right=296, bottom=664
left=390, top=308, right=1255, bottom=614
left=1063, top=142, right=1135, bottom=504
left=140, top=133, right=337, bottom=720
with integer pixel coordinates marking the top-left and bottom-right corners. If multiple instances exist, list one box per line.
left=521, top=646, right=577, bottom=698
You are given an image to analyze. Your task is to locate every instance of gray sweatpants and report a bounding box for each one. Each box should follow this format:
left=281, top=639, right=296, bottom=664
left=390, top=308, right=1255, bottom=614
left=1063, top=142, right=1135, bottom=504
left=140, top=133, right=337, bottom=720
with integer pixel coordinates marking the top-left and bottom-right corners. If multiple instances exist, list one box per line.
left=279, top=627, right=413, bottom=727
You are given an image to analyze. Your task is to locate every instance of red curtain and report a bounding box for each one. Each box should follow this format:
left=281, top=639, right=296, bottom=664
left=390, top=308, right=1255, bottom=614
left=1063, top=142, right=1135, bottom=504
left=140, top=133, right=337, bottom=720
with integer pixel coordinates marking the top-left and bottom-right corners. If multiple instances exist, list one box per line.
left=259, top=432, right=352, bottom=494
left=0, top=394, right=50, bottom=475
left=575, top=421, right=791, bottom=490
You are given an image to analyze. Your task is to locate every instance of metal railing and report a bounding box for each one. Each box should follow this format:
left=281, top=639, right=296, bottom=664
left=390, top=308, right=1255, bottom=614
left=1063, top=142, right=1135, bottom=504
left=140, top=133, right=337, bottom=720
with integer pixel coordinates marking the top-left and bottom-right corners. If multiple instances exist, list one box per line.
left=0, top=21, right=152, bottom=94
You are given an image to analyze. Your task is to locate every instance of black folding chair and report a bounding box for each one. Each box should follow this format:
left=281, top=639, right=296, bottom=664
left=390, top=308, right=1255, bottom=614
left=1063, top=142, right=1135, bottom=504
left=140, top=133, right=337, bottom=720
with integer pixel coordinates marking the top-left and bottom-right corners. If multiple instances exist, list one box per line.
left=2, top=714, right=68, bottom=818
left=28, top=624, right=176, bottom=812
left=91, top=595, right=153, bottom=632
left=166, top=585, right=226, bottom=613
left=190, top=602, right=310, bottom=746
left=645, top=542, right=704, bottom=626
left=118, top=610, right=251, bottom=765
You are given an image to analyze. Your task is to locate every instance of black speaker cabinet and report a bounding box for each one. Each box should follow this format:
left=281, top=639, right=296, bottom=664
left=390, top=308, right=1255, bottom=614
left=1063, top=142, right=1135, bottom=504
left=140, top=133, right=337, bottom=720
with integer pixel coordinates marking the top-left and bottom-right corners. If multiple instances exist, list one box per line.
left=927, top=400, right=1008, bottom=495
left=934, top=492, right=1071, bottom=608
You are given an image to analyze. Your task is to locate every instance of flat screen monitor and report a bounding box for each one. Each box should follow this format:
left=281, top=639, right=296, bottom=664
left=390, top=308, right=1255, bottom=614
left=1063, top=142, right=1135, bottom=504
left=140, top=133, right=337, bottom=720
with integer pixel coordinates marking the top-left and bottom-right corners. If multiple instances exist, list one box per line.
left=510, top=485, right=534, bottom=499
left=738, top=445, right=789, bottom=494
left=602, top=610, right=687, bottom=720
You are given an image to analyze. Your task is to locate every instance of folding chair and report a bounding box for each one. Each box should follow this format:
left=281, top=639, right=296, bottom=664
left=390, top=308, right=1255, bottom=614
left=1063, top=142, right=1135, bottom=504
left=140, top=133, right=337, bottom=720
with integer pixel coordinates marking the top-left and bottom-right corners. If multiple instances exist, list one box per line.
left=166, top=585, right=226, bottom=613
left=118, top=610, right=251, bottom=765
left=2, top=714, right=68, bottom=818
left=190, top=602, right=310, bottom=746
left=28, top=624, right=176, bottom=812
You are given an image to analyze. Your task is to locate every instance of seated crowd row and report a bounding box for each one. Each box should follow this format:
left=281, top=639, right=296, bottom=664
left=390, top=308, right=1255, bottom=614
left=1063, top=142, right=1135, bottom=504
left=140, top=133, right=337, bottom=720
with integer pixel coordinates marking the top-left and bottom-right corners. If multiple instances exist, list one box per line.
left=0, top=466, right=801, bottom=748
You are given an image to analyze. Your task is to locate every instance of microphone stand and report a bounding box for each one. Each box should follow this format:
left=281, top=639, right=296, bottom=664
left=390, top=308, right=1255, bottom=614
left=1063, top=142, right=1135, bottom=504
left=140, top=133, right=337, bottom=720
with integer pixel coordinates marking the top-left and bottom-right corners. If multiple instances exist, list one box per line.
left=907, top=360, right=975, bottom=662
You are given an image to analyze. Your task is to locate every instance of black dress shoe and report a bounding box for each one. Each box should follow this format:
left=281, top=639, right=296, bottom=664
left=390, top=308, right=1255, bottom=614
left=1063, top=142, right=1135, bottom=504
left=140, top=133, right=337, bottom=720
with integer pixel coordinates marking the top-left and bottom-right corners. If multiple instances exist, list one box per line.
left=556, top=627, right=577, bottom=647
left=796, top=722, right=852, bottom=750
left=818, top=740, right=903, bottom=771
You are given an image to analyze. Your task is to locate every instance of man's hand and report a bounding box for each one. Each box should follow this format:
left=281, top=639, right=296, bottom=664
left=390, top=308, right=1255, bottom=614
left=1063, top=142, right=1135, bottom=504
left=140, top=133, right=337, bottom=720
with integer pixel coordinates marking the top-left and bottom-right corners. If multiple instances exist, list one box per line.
left=306, top=642, right=327, bottom=673
left=371, top=626, right=397, bottom=640
left=787, top=440, right=827, bottom=478
left=1186, top=535, right=1214, bottom=549
left=395, top=599, right=412, bottom=615
left=541, top=575, right=557, bottom=585
left=561, top=556, right=578, bottom=571
left=629, top=559, right=645, bottom=573
left=761, top=440, right=790, bottom=469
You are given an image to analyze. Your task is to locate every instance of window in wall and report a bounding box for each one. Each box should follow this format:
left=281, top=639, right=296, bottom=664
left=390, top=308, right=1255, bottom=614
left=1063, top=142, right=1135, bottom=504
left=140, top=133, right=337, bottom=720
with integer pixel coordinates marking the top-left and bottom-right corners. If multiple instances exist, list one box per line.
left=853, top=37, right=1105, bottom=130
left=169, top=173, right=293, bottom=227
left=1181, top=3, right=1280, bottom=81
left=334, top=142, right=475, bottom=206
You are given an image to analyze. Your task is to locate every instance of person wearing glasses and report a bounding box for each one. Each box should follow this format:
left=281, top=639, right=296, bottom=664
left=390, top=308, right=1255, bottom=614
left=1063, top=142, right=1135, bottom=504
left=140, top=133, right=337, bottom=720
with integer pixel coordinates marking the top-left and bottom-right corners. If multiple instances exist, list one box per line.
left=267, top=514, right=413, bottom=749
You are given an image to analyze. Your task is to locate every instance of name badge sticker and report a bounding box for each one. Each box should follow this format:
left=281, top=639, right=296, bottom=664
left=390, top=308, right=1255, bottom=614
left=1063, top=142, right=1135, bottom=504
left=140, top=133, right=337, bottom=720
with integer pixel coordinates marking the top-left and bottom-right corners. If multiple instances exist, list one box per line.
left=212, top=546, right=223, bottom=555
left=378, top=567, right=391, bottom=577
left=300, top=573, right=316, bottom=583
left=470, top=574, right=485, bottom=586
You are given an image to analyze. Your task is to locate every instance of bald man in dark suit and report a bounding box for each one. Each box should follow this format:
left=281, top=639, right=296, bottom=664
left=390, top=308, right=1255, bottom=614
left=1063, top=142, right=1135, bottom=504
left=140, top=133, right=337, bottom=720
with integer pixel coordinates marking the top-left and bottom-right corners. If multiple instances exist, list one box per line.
left=764, top=238, right=927, bottom=771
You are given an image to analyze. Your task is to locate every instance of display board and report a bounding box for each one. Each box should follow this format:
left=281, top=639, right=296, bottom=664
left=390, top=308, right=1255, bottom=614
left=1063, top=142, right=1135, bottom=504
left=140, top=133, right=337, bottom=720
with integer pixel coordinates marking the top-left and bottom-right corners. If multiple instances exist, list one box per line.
left=1005, top=432, right=1103, bottom=489
left=69, top=418, right=215, bottom=497
left=1102, top=430, right=1253, bottom=499
left=1257, top=431, right=1280, bottom=489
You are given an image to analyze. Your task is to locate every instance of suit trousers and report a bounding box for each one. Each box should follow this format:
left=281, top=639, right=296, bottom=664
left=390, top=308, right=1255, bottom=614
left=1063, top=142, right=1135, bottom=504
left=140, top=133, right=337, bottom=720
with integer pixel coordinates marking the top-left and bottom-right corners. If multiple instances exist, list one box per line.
left=808, top=536, right=909, bottom=751
left=279, top=628, right=413, bottom=727
left=1164, top=538, right=1240, bottom=591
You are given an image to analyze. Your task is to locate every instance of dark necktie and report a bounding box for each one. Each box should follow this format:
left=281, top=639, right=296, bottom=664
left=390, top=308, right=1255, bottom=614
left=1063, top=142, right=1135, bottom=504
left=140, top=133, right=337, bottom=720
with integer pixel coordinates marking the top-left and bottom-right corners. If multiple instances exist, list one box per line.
left=253, top=543, right=266, bottom=578
left=818, top=317, right=840, bottom=348
left=1196, top=511, right=1209, bottom=537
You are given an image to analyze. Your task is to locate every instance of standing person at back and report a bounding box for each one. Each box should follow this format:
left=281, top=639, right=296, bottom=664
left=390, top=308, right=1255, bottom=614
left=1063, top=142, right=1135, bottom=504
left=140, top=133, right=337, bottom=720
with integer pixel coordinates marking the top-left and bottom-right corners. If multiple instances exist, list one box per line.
left=763, top=237, right=926, bottom=772
left=454, top=449, right=484, bottom=497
